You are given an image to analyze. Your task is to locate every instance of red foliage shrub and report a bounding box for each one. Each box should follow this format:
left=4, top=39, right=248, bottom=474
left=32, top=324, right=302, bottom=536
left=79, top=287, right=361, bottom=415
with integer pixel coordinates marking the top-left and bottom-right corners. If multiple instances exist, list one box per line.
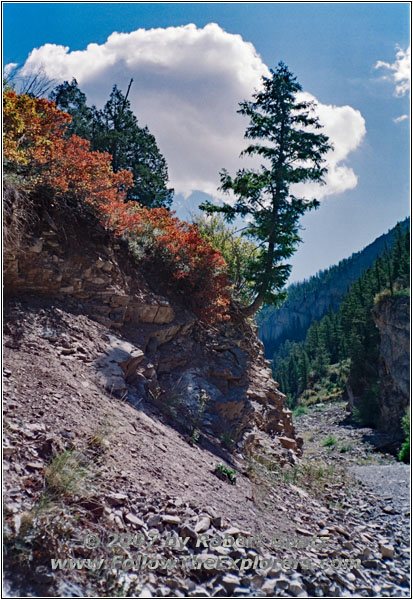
left=3, top=90, right=70, bottom=167
left=101, top=201, right=231, bottom=321
left=36, top=135, right=133, bottom=206
left=3, top=91, right=133, bottom=206
left=3, top=91, right=230, bottom=322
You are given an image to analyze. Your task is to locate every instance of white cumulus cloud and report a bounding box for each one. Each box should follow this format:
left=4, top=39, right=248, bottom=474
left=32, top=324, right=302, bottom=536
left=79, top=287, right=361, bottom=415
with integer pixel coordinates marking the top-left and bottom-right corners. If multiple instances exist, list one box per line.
left=14, top=23, right=366, bottom=201
left=3, top=62, right=18, bottom=78
left=294, top=92, right=366, bottom=199
left=375, top=45, right=411, bottom=97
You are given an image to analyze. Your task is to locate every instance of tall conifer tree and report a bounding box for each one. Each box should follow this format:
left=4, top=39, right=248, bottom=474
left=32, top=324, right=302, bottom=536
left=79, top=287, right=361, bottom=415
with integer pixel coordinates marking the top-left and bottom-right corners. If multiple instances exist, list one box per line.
left=201, top=63, right=332, bottom=316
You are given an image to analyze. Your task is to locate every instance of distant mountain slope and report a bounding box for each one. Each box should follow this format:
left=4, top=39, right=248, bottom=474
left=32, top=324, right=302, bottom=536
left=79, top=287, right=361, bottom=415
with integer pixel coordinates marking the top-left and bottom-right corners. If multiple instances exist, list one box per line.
left=257, top=217, right=410, bottom=358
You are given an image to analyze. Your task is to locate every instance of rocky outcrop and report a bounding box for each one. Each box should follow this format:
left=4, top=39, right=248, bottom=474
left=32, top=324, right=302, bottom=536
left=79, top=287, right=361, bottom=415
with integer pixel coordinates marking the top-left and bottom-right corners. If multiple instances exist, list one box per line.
left=372, top=295, right=410, bottom=436
left=4, top=189, right=301, bottom=463
left=149, top=318, right=303, bottom=463
left=4, top=214, right=176, bottom=330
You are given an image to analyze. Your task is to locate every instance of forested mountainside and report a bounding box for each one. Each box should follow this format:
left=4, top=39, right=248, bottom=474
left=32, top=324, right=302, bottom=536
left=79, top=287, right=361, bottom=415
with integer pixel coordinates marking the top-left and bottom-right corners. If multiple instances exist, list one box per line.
left=258, top=217, right=410, bottom=359
left=272, top=223, right=410, bottom=446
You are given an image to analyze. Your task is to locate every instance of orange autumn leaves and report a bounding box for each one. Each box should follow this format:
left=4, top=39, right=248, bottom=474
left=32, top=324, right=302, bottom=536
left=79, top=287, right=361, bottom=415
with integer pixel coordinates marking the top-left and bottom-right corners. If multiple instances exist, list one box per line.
left=3, top=91, right=230, bottom=321
left=3, top=91, right=71, bottom=166
left=3, top=91, right=133, bottom=206
left=102, top=201, right=231, bottom=322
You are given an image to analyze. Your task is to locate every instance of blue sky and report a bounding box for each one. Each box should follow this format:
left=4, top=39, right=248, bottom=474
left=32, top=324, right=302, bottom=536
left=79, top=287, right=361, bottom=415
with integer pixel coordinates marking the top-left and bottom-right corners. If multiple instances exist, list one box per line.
left=3, top=2, right=410, bottom=282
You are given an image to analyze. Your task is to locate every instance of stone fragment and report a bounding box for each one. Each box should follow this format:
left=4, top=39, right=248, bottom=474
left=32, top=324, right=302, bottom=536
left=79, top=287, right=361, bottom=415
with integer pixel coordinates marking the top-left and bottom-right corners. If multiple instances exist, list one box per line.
left=275, top=576, right=290, bottom=589
left=196, top=553, right=224, bottom=574
left=251, top=574, right=265, bottom=588
left=380, top=544, right=395, bottom=559
left=26, top=423, right=46, bottom=433
left=233, top=588, right=252, bottom=597
left=26, top=462, right=44, bottom=470
left=279, top=436, right=297, bottom=450
left=180, top=523, right=197, bottom=539
left=125, top=513, right=144, bottom=528
left=188, top=588, right=209, bottom=597
left=162, top=515, right=182, bottom=526
left=101, top=261, right=113, bottom=272
left=147, top=515, right=162, bottom=527
left=128, top=302, right=175, bottom=325
left=195, top=516, right=211, bottom=533
left=211, top=515, right=224, bottom=528
left=106, top=493, right=128, bottom=507
left=28, top=239, right=44, bottom=253
left=362, top=559, right=381, bottom=569
left=296, top=527, right=313, bottom=537
left=211, top=585, right=227, bottom=597
left=119, top=350, right=145, bottom=380
left=335, top=525, right=350, bottom=538
left=138, top=586, right=153, bottom=597
left=289, top=581, right=306, bottom=596
left=260, top=578, right=277, bottom=595
left=221, top=573, right=241, bottom=592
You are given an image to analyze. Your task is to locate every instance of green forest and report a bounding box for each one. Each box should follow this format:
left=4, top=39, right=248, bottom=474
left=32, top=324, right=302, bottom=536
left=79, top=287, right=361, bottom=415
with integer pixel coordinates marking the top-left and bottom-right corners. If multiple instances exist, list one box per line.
left=273, top=223, right=410, bottom=429
left=257, top=218, right=410, bottom=358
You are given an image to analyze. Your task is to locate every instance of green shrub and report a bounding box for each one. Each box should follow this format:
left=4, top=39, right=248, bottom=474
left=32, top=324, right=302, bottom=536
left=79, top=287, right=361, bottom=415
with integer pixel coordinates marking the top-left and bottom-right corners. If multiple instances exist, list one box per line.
left=293, top=405, right=309, bottom=418
left=187, top=389, right=209, bottom=445
left=221, top=431, right=236, bottom=450
left=194, top=214, right=258, bottom=306
left=45, top=449, right=97, bottom=499
left=399, top=408, right=410, bottom=464
left=374, top=288, right=392, bottom=305
left=215, top=463, right=237, bottom=485
left=322, top=435, right=338, bottom=448
left=393, top=287, right=410, bottom=298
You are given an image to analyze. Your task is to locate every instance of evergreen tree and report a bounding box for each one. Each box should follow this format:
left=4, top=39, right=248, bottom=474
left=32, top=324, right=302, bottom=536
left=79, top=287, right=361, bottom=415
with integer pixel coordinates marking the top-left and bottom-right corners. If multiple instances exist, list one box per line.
left=201, top=63, right=331, bottom=316
left=305, top=322, right=320, bottom=361
left=373, top=256, right=386, bottom=291
left=51, top=80, right=173, bottom=208
left=383, top=243, right=394, bottom=294
left=298, top=350, right=310, bottom=390
left=287, top=353, right=300, bottom=398
left=313, top=347, right=329, bottom=380
left=392, top=226, right=410, bottom=288
left=92, top=84, right=173, bottom=207
left=50, top=79, right=96, bottom=140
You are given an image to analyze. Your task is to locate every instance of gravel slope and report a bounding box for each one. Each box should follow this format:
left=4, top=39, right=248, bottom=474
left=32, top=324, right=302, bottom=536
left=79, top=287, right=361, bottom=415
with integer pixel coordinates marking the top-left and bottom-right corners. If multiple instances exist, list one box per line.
left=3, top=300, right=411, bottom=597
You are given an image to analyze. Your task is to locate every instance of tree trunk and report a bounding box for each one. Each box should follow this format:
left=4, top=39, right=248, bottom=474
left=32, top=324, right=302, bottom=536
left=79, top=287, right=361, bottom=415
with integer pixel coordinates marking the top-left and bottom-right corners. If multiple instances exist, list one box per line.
left=241, top=293, right=265, bottom=317
left=242, top=99, right=288, bottom=319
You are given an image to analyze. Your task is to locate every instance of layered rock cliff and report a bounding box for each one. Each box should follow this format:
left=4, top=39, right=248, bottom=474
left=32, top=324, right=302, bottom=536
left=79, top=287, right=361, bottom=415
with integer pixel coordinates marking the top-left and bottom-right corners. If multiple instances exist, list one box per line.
left=4, top=185, right=301, bottom=464
left=372, top=295, right=410, bottom=436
